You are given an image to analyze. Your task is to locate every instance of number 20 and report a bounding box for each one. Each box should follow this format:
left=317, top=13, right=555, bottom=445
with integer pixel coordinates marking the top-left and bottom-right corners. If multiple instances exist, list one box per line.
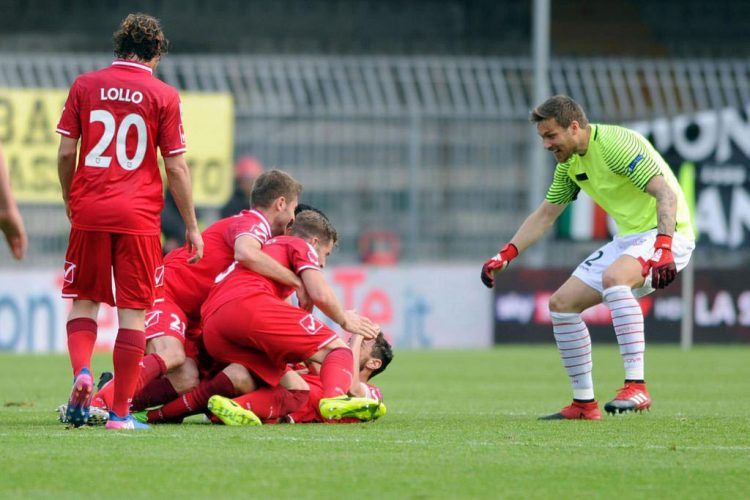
left=85, top=110, right=147, bottom=171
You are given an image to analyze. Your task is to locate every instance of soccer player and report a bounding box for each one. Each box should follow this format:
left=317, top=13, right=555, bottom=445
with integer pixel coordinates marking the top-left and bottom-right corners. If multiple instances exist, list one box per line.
left=56, top=13, right=204, bottom=429
left=91, top=169, right=306, bottom=413
left=200, top=210, right=382, bottom=421
left=0, top=140, right=27, bottom=260
left=137, top=210, right=381, bottom=424
left=481, top=95, right=695, bottom=420
left=209, top=331, right=393, bottom=425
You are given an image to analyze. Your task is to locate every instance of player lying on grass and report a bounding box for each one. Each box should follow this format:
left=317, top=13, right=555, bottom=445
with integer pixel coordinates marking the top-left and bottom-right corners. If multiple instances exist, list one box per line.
left=481, top=95, right=695, bottom=420
left=134, top=210, right=382, bottom=424
left=208, top=330, right=393, bottom=425
left=86, top=170, right=306, bottom=415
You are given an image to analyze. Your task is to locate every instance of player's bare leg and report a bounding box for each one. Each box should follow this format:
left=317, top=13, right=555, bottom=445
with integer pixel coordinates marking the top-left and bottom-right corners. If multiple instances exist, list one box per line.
left=64, top=300, right=100, bottom=427
left=601, top=256, right=652, bottom=415
left=164, top=357, right=199, bottom=395
left=541, top=277, right=604, bottom=420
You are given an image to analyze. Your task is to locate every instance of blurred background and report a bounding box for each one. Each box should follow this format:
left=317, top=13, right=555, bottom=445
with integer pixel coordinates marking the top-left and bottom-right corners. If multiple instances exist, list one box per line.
left=1, top=0, right=749, bottom=352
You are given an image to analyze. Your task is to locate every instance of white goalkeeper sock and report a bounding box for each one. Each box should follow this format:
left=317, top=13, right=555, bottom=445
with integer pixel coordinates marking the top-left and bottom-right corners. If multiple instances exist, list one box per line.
left=551, top=312, right=594, bottom=401
left=603, top=285, right=645, bottom=381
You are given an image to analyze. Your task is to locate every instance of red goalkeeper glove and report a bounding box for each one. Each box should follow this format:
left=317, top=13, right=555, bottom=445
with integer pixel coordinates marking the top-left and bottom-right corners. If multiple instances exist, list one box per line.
left=481, top=243, right=519, bottom=288
left=641, top=234, right=676, bottom=289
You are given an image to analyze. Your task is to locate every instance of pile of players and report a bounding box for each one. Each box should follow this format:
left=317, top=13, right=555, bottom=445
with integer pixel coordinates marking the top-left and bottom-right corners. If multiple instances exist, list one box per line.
left=61, top=170, right=393, bottom=428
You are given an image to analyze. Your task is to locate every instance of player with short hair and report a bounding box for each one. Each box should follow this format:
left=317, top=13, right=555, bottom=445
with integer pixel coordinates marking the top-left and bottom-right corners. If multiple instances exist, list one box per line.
left=199, top=210, right=382, bottom=421
left=56, top=13, right=204, bottom=429
left=89, top=169, right=306, bottom=415
left=481, top=95, right=695, bottom=420
left=208, top=331, right=393, bottom=425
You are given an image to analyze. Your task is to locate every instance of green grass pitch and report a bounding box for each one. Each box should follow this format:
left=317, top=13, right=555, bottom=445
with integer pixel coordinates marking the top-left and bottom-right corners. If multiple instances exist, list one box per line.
left=1, top=346, right=748, bottom=498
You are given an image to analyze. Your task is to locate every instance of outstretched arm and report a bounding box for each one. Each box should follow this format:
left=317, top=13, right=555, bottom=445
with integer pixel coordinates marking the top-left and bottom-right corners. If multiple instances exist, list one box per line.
left=481, top=200, right=566, bottom=288
left=301, top=270, right=379, bottom=339
left=508, top=200, right=567, bottom=253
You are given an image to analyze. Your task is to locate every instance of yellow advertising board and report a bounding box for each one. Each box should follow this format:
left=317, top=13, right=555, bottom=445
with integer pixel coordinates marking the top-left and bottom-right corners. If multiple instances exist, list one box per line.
left=0, top=88, right=234, bottom=206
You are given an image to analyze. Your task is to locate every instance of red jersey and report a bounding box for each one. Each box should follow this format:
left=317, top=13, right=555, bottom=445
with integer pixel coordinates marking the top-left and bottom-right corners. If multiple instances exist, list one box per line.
left=201, top=236, right=321, bottom=321
left=56, top=59, right=186, bottom=235
left=163, top=209, right=272, bottom=322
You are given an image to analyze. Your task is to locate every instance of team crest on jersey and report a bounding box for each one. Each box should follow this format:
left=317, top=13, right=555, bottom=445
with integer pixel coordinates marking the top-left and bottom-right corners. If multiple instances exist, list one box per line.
left=63, top=261, right=76, bottom=283
left=145, top=310, right=162, bottom=328
left=299, top=314, right=324, bottom=335
left=154, top=266, right=165, bottom=287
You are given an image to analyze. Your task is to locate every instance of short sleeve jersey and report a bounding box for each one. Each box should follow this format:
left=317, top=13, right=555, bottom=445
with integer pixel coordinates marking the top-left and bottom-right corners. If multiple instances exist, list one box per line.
left=56, top=60, right=186, bottom=235
left=545, top=124, right=694, bottom=239
left=201, top=236, right=321, bottom=321
left=163, top=209, right=272, bottom=322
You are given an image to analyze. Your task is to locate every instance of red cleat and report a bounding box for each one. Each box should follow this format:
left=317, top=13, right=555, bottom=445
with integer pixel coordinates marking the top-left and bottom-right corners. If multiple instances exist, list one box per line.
left=604, top=382, right=651, bottom=414
left=539, top=400, right=602, bottom=420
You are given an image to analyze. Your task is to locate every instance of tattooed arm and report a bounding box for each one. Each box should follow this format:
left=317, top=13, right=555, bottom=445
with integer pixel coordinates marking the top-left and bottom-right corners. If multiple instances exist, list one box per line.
left=645, top=175, right=677, bottom=236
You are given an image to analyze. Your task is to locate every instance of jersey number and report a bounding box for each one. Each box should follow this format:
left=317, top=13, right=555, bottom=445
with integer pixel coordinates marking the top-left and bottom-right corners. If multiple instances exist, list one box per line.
left=583, top=250, right=604, bottom=267
left=215, top=261, right=238, bottom=284
left=169, top=313, right=186, bottom=337
left=85, top=110, right=147, bottom=171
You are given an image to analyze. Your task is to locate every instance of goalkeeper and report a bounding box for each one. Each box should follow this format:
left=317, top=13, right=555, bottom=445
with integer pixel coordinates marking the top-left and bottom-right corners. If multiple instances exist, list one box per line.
left=481, top=95, right=695, bottom=420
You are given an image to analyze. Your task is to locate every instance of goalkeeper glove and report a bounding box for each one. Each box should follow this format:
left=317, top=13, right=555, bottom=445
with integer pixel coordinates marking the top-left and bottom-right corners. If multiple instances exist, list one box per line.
left=481, top=243, right=519, bottom=288
left=641, top=234, right=676, bottom=289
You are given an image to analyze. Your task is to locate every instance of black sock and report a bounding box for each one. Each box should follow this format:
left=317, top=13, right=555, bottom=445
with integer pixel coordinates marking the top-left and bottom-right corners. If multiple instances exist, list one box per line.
left=625, top=379, right=645, bottom=384
left=573, top=398, right=595, bottom=403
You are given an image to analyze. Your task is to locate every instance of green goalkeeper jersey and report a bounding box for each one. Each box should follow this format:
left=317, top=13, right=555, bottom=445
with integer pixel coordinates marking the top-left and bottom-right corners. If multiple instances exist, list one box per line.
left=545, top=124, right=694, bottom=240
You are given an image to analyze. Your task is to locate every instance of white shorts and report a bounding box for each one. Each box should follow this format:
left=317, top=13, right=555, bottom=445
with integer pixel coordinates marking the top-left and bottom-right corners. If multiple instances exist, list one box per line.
left=572, top=229, right=695, bottom=298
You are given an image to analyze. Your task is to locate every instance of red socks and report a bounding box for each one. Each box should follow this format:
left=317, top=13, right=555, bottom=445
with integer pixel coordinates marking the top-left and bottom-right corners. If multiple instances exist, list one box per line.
left=148, top=371, right=234, bottom=422
left=92, top=354, right=170, bottom=411
left=131, top=377, right=178, bottom=411
left=233, top=387, right=309, bottom=420
left=135, top=354, right=168, bottom=393
left=111, top=328, right=146, bottom=418
left=66, top=318, right=97, bottom=375
left=320, top=347, right=354, bottom=398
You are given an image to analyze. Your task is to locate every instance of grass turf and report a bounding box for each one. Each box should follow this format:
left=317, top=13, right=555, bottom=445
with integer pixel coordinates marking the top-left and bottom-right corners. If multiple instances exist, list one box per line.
left=1, top=346, right=748, bottom=498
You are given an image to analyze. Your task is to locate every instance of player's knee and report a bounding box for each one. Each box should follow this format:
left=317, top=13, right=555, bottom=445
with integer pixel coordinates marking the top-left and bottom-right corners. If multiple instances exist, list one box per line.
left=148, top=337, right=186, bottom=370
left=279, top=370, right=310, bottom=392
left=162, top=346, right=186, bottom=370
left=168, top=359, right=199, bottom=394
left=548, top=291, right=572, bottom=313
left=222, top=363, right=256, bottom=394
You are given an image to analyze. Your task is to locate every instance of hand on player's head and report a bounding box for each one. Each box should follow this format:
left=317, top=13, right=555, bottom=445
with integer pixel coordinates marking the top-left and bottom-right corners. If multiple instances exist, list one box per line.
left=341, top=310, right=379, bottom=340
